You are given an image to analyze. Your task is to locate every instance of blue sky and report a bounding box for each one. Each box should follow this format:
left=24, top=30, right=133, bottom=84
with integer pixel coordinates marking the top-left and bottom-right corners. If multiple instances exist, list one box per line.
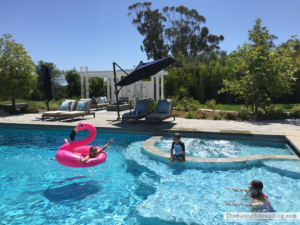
left=1, top=0, right=299, bottom=72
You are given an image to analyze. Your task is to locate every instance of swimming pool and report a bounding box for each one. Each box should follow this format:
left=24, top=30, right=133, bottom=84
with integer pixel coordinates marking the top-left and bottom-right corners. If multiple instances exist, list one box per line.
left=155, top=137, right=295, bottom=158
left=0, top=127, right=300, bottom=224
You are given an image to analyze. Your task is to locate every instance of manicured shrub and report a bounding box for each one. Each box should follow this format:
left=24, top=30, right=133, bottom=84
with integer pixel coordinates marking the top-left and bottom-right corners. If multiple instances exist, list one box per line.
left=224, top=112, right=236, bottom=120
left=184, top=111, right=194, bottom=119
left=200, top=111, right=208, bottom=119
left=291, top=105, right=300, bottom=118
left=213, top=113, right=221, bottom=120
left=238, top=106, right=251, bottom=120
left=20, top=105, right=39, bottom=113
left=265, top=106, right=285, bottom=119
left=176, top=104, right=185, bottom=111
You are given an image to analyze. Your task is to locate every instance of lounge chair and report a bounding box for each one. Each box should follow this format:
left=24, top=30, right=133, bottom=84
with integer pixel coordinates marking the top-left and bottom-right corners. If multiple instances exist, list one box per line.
left=146, top=99, right=175, bottom=125
left=58, top=99, right=95, bottom=122
left=42, top=100, right=77, bottom=121
left=122, top=99, right=150, bottom=124
left=90, top=97, right=109, bottom=110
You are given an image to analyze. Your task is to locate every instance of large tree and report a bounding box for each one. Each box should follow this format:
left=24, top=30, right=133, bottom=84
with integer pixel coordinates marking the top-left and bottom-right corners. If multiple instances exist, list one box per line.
left=0, top=34, right=38, bottom=107
left=220, top=19, right=299, bottom=114
left=64, top=68, right=81, bottom=98
left=128, top=2, right=224, bottom=59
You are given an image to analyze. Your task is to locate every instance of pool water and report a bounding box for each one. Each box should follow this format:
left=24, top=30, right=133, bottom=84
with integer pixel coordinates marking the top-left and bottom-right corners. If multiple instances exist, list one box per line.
left=155, top=137, right=295, bottom=158
left=0, top=128, right=300, bottom=225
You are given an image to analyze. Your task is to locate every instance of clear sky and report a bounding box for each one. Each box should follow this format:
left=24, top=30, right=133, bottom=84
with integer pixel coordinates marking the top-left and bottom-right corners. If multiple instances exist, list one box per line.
left=1, top=0, right=299, bottom=72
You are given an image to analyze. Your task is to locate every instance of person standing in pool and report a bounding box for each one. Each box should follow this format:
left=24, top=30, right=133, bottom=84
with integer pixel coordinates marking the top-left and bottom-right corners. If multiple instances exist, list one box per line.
left=168, top=133, right=185, bottom=168
left=224, top=180, right=275, bottom=212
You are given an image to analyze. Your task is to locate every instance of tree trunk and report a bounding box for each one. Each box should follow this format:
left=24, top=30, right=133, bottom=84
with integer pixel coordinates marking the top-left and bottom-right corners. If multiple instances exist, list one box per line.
left=12, top=94, right=15, bottom=109
left=255, top=104, right=258, bottom=115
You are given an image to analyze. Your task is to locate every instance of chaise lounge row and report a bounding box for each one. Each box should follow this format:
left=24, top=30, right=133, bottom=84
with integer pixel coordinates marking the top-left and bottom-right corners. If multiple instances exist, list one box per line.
left=122, top=99, right=175, bottom=124
left=42, top=99, right=95, bottom=122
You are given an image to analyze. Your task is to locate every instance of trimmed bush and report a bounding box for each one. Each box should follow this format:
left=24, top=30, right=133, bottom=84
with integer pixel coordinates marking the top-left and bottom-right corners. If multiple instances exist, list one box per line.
left=224, top=112, right=236, bottom=120
left=213, top=113, right=221, bottom=120
left=238, top=106, right=250, bottom=120
left=200, top=111, right=208, bottom=119
left=184, top=111, right=194, bottom=119
left=266, top=106, right=285, bottom=119
left=149, top=99, right=158, bottom=113
left=291, top=105, right=300, bottom=118
left=20, top=105, right=39, bottom=113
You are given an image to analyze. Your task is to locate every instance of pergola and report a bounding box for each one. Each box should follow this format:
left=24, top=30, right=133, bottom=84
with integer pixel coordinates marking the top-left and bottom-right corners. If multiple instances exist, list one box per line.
left=78, top=65, right=169, bottom=102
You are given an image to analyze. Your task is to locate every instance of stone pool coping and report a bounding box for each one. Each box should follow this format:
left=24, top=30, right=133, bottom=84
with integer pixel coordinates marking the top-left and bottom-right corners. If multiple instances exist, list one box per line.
left=143, top=136, right=300, bottom=163
left=1, top=121, right=300, bottom=160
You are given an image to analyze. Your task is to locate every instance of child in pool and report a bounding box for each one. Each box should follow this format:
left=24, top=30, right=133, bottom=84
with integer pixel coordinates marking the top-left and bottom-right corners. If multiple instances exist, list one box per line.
left=77, top=139, right=113, bottom=163
left=224, top=180, right=275, bottom=212
left=167, top=133, right=185, bottom=168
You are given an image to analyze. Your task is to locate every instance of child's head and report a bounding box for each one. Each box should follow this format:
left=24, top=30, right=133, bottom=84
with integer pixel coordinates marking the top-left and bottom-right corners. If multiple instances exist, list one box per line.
left=249, top=180, right=263, bottom=197
left=173, top=133, right=181, bottom=144
left=89, top=146, right=98, bottom=157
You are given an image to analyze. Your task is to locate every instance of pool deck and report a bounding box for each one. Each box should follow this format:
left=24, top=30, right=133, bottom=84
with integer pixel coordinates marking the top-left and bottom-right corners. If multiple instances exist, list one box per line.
left=0, top=109, right=300, bottom=162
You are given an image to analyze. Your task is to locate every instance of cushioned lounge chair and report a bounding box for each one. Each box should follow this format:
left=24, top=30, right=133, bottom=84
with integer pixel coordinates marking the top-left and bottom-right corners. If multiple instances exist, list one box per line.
left=122, top=99, right=150, bottom=124
left=146, top=99, right=175, bottom=125
left=90, top=97, right=109, bottom=110
left=58, top=99, right=95, bottom=122
left=42, top=100, right=77, bottom=121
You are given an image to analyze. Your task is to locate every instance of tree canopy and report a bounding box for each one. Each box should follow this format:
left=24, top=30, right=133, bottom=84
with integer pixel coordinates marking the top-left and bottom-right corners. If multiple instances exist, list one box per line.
left=64, top=68, right=81, bottom=98
left=128, top=2, right=224, bottom=59
left=0, top=34, right=38, bottom=107
left=220, top=19, right=300, bottom=114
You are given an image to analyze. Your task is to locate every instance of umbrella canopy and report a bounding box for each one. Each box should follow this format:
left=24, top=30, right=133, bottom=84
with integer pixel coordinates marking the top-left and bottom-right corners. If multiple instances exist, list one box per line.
left=116, top=57, right=176, bottom=87
left=42, top=65, right=53, bottom=100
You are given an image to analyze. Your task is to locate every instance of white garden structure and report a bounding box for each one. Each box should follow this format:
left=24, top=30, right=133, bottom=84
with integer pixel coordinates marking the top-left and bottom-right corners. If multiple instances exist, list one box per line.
left=77, top=65, right=169, bottom=104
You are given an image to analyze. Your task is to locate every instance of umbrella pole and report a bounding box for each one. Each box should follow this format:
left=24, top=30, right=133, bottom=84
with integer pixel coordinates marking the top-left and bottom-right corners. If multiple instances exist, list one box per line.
left=113, top=63, right=121, bottom=120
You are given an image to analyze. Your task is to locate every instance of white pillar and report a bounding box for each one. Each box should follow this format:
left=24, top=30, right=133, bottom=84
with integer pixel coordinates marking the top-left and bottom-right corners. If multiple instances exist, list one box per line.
left=111, top=77, right=114, bottom=103
left=156, top=74, right=159, bottom=101
left=161, top=75, right=164, bottom=100
left=151, top=76, right=154, bottom=100
left=80, top=67, right=84, bottom=98
left=107, top=77, right=110, bottom=102
left=133, top=65, right=137, bottom=107
left=139, top=80, right=142, bottom=99
left=85, top=66, right=89, bottom=98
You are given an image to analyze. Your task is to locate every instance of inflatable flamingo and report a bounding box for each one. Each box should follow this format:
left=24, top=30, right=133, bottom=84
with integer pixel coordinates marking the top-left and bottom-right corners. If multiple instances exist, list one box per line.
left=55, top=122, right=107, bottom=168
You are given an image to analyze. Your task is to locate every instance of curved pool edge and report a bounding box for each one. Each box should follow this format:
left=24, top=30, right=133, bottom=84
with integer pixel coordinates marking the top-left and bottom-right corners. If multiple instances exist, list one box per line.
left=142, top=136, right=300, bottom=163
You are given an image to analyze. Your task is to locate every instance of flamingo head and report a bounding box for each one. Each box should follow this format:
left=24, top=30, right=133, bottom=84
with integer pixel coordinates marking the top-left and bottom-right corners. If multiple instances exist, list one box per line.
left=70, top=122, right=87, bottom=141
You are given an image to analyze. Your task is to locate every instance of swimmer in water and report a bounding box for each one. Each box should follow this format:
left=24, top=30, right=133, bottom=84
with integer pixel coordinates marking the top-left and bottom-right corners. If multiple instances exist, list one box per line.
left=224, top=180, right=275, bottom=212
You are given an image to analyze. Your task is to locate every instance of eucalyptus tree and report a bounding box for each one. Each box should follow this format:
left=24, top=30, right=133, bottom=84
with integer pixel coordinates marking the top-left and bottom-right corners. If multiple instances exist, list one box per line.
left=0, top=34, right=38, bottom=107
left=128, top=2, right=224, bottom=59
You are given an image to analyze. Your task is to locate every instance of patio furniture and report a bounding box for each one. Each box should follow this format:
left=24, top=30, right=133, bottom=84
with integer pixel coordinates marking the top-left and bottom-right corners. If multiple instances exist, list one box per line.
left=42, top=100, right=77, bottom=121
left=90, top=97, right=109, bottom=110
left=146, top=99, right=175, bottom=125
left=122, top=99, right=150, bottom=124
left=58, top=99, right=95, bottom=122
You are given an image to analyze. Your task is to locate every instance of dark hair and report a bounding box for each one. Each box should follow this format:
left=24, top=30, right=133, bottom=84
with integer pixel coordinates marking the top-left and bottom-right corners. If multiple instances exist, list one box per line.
left=173, top=133, right=181, bottom=139
left=89, top=146, right=97, bottom=158
left=251, top=180, right=263, bottom=190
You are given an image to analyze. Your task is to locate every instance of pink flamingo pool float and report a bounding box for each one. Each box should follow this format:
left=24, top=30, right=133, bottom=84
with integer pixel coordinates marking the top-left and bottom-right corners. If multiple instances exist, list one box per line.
left=55, top=122, right=107, bottom=168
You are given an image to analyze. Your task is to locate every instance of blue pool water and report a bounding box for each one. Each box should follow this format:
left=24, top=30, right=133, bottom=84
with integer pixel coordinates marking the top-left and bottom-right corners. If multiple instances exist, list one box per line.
left=0, top=127, right=300, bottom=225
left=155, top=137, right=295, bottom=158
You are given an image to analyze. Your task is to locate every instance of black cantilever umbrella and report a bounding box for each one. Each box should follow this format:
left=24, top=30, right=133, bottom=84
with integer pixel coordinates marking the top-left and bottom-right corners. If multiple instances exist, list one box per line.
left=41, top=65, right=53, bottom=111
left=116, top=57, right=176, bottom=87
